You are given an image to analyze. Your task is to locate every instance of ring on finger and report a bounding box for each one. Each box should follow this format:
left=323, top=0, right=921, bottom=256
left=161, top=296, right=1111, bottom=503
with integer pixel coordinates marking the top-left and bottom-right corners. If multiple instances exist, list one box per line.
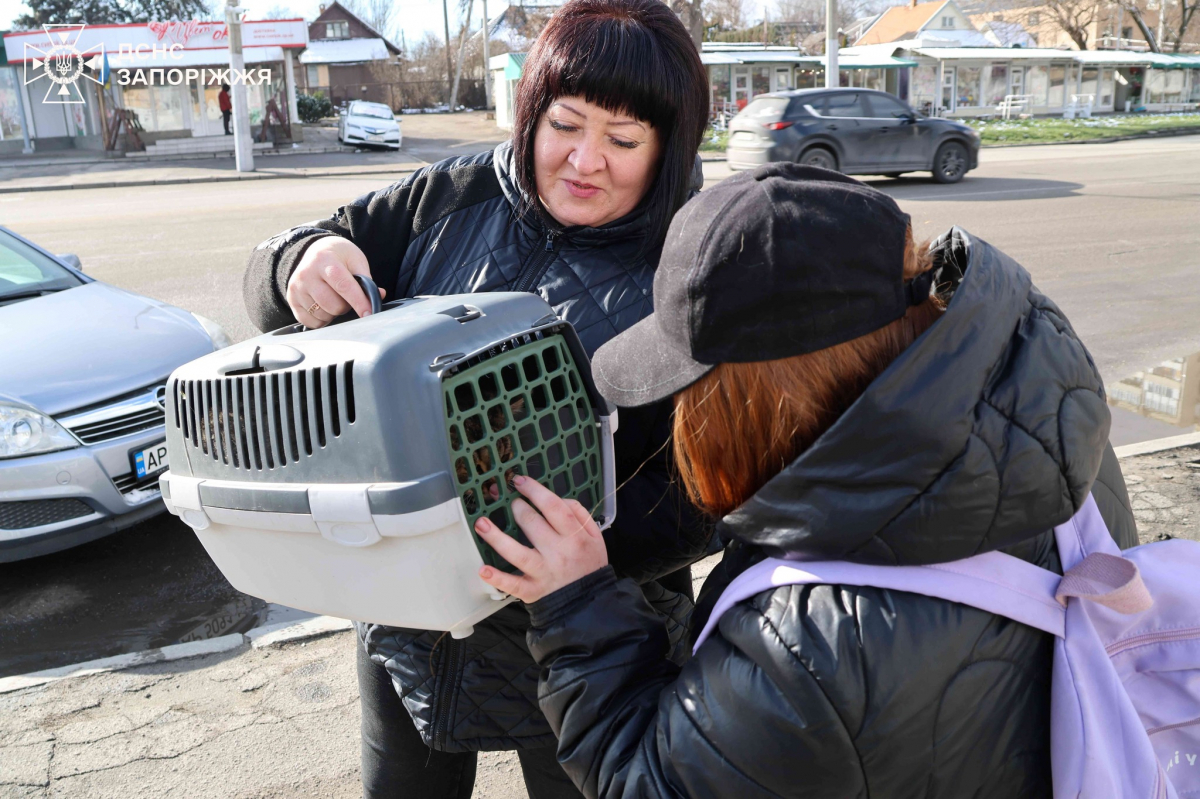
left=307, top=301, right=322, bottom=316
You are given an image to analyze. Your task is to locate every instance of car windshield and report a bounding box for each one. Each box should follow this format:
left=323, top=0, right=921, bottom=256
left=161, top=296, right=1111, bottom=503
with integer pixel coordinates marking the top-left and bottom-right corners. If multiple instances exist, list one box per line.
left=737, top=97, right=789, bottom=123
left=0, top=231, right=82, bottom=301
left=351, top=104, right=394, bottom=120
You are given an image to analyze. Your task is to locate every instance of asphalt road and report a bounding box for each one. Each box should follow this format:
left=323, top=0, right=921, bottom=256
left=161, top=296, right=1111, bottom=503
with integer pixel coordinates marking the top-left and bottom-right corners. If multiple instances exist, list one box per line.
left=2, top=134, right=1198, bottom=678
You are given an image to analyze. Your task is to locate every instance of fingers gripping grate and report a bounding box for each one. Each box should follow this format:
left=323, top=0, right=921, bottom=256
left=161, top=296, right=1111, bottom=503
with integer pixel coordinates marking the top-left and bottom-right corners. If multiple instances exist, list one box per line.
left=443, top=335, right=603, bottom=573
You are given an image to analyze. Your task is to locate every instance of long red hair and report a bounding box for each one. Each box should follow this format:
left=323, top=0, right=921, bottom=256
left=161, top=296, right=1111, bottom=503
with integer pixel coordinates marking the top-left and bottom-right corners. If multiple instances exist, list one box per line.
left=673, top=228, right=944, bottom=518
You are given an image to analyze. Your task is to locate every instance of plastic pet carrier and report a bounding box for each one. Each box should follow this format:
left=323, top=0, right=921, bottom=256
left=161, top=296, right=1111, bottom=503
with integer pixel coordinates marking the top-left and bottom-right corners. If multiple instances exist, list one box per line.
left=158, top=284, right=616, bottom=638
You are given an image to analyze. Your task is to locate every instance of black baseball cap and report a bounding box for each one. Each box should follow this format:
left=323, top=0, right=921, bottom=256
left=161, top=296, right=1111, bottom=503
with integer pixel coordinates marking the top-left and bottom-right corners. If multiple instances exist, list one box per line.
left=592, top=163, right=931, bottom=408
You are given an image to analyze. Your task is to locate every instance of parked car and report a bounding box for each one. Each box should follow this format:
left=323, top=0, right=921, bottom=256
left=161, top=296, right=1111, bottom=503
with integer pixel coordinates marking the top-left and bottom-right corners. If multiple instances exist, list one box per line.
left=338, top=100, right=403, bottom=150
left=0, top=227, right=229, bottom=562
left=726, top=89, right=980, bottom=184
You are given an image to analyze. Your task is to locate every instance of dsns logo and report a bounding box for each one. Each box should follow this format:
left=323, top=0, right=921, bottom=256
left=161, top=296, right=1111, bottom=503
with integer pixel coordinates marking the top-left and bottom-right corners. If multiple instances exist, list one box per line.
left=23, top=24, right=105, bottom=104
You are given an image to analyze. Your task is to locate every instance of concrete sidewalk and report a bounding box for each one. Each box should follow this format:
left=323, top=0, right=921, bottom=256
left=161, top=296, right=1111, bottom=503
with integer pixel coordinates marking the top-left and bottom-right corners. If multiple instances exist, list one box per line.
left=2, top=441, right=1197, bottom=798
left=0, top=111, right=510, bottom=195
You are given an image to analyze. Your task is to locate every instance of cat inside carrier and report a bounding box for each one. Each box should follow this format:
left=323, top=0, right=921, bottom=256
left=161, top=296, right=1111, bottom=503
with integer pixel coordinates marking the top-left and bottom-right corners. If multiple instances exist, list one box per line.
left=159, top=282, right=616, bottom=639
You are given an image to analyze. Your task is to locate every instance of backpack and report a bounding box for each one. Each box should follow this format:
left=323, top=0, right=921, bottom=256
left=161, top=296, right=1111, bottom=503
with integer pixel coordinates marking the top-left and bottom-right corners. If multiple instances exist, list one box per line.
left=693, top=495, right=1200, bottom=798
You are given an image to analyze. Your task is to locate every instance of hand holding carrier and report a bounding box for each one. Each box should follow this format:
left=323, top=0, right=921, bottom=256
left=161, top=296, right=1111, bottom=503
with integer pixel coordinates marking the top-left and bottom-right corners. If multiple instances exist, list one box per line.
left=158, top=287, right=617, bottom=639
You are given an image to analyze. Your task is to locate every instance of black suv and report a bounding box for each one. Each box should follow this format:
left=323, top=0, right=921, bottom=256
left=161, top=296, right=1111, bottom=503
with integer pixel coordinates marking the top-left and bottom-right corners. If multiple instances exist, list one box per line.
left=726, top=89, right=980, bottom=183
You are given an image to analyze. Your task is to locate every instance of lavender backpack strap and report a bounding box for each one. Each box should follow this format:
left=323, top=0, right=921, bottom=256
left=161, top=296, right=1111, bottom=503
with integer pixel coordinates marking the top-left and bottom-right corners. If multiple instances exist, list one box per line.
left=692, top=549, right=1066, bottom=653
left=694, top=495, right=1148, bottom=655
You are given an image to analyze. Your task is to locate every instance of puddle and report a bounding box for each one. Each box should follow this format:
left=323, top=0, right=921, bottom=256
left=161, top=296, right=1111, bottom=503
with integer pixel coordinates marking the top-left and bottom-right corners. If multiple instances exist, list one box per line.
left=172, top=595, right=266, bottom=645
left=1107, top=353, right=1200, bottom=447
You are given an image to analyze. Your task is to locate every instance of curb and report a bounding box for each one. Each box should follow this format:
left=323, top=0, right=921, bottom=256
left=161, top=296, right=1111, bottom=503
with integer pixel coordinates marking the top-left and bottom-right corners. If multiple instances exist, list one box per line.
left=1113, top=431, right=1200, bottom=459
left=982, top=125, right=1200, bottom=148
left=0, top=165, right=420, bottom=194
left=0, top=615, right=353, bottom=695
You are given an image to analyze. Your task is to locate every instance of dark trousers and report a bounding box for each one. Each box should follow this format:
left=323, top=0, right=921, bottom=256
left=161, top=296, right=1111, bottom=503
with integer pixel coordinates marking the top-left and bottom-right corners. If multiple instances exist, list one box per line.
left=356, top=642, right=583, bottom=799
left=222, top=110, right=231, bottom=134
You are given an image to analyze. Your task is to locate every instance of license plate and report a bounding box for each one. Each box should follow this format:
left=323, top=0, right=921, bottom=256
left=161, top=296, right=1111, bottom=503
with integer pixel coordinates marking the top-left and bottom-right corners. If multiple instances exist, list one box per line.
left=369, top=133, right=385, bottom=141
left=132, top=441, right=168, bottom=479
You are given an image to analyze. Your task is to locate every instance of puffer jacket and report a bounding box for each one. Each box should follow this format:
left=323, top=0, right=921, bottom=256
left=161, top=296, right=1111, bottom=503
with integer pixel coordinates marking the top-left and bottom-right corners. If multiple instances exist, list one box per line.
left=243, top=142, right=711, bottom=751
left=526, top=228, right=1138, bottom=798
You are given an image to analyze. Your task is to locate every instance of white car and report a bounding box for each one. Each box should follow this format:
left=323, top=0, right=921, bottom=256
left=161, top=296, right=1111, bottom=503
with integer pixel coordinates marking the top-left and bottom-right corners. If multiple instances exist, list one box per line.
left=338, top=101, right=402, bottom=150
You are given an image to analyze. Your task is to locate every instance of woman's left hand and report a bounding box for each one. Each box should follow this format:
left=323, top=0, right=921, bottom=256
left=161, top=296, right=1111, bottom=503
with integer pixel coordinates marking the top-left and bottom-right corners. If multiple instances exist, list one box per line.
left=476, top=475, right=608, bottom=603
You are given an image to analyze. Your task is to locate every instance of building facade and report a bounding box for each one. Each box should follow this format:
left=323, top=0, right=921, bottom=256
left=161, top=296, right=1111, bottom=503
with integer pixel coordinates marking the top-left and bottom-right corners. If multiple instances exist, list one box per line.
left=297, top=1, right=401, bottom=109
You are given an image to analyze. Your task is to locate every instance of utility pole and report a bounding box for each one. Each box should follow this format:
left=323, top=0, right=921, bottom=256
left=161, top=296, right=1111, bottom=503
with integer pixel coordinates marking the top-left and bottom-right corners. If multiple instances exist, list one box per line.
left=226, top=0, right=254, bottom=172
left=825, top=0, right=838, bottom=88
left=482, top=0, right=492, bottom=108
left=442, top=0, right=454, bottom=105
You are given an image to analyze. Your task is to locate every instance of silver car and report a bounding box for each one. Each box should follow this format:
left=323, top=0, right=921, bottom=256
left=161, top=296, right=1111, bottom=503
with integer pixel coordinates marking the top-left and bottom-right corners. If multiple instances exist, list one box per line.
left=337, top=100, right=402, bottom=150
left=0, top=226, right=229, bottom=561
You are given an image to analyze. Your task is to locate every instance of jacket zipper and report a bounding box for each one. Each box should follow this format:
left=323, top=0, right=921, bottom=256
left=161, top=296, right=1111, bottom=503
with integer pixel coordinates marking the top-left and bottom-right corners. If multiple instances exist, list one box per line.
left=432, top=636, right=464, bottom=749
left=1105, top=626, right=1200, bottom=657
left=512, top=230, right=560, bottom=294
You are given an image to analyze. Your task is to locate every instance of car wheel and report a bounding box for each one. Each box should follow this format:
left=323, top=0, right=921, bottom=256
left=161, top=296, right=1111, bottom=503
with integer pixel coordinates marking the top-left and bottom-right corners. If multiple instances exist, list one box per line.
left=932, top=142, right=968, bottom=184
left=799, top=147, right=838, bottom=172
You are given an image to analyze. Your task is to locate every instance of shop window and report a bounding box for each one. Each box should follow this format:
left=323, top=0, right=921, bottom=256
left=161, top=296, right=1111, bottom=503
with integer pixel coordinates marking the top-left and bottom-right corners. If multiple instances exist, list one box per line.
left=325, top=20, right=349, bottom=38
left=1026, top=65, right=1049, bottom=106
left=911, top=65, right=938, bottom=114
left=709, top=65, right=731, bottom=104
left=1048, top=65, right=1067, bottom=107
left=751, top=66, right=770, bottom=97
left=306, top=65, right=319, bottom=88
left=956, top=66, right=981, bottom=106
left=0, top=68, right=27, bottom=142
left=1099, top=69, right=1115, bottom=107
left=1079, top=67, right=1099, bottom=103
left=984, top=64, right=1009, bottom=106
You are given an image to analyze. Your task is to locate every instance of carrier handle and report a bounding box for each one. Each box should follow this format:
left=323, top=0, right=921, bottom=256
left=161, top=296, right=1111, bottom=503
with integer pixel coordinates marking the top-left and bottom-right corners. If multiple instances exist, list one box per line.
left=303, top=274, right=383, bottom=331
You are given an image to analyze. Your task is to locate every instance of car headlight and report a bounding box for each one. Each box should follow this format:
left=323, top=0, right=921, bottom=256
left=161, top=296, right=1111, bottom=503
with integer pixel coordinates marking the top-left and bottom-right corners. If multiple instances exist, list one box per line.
left=191, top=313, right=232, bottom=350
left=0, top=402, right=79, bottom=459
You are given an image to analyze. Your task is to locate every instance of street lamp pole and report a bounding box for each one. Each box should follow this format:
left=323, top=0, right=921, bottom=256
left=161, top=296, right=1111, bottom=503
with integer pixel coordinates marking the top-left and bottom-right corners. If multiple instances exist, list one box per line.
left=825, top=0, right=839, bottom=88
left=225, top=0, right=254, bottom=172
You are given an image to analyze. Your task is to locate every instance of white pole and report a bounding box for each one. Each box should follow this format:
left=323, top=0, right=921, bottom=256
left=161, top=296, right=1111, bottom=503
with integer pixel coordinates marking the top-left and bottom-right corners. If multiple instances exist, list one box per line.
left=825, top=0, right=839, bottom=88
left=283, top=52, right=300, bottom=124
left=482, top=0, right=492, bottom=108
left=226, top=0, right=255, bottom=171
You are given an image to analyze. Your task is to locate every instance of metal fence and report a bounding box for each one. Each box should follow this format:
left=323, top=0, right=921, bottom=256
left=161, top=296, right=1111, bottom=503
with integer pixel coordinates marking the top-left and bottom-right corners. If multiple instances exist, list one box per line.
left=303, top=79, right=488, bottom=113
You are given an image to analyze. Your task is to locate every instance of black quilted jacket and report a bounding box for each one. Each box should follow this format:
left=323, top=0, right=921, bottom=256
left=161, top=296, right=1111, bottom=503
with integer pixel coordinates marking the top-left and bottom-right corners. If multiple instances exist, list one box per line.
left=526, top=229, right=1138, bottom=798
left=243, top=142, right=710, bottom=751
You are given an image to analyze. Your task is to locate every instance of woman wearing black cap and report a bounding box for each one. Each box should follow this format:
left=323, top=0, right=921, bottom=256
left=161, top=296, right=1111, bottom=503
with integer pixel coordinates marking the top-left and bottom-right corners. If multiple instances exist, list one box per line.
left=477, top=163, right=1137, bottom=797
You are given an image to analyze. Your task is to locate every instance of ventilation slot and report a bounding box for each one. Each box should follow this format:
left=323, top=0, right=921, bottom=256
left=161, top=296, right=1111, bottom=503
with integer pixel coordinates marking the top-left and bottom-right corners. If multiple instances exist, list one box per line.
left=176, top=361, right=355, bottom=470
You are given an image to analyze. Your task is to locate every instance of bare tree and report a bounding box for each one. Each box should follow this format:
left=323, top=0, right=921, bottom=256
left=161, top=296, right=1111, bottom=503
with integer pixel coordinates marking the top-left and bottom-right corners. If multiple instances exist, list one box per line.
left=670, top=0, right=705, bottom=46
left=342, top=0, right=396, bottom=39
left=706, top=0, right=752, bottom=29
left=1042, top=0, right=1098, bottom=48
left=1164, top=0, right=1200, bottom=51
left=1123, top=2, right=1160, bottom=50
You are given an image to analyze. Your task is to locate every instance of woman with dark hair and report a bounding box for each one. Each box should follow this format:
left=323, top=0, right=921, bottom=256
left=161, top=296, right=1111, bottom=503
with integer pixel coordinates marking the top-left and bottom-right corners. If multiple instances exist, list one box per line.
left=477, top=164, right=1138, bottom=797
left=242, top=1, right=710, bottom=796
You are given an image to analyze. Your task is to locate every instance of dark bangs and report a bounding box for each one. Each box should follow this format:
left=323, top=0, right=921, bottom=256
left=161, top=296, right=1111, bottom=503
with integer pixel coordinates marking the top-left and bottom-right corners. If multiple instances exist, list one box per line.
left=511, top=0, right=708, bottom=247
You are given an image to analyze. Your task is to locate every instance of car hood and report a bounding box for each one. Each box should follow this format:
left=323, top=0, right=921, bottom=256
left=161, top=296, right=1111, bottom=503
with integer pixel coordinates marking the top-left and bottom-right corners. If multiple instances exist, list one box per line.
left=346, top=115, right=399, bottom=131
left=0, top=282, right=214, bottom=417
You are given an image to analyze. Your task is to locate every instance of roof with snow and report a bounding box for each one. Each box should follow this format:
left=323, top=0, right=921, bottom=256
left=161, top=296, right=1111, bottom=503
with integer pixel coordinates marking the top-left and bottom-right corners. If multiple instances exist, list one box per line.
left=299, top=37, right=391, bottom=64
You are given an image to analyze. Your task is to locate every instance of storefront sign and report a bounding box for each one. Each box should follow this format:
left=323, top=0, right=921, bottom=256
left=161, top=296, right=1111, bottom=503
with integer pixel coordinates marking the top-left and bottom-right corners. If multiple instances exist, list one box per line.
left=3, top=18, right=308, bottom=64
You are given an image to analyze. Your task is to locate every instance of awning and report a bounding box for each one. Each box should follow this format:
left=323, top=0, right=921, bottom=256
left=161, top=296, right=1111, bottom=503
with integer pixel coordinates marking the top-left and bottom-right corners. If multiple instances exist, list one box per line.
left=838, top=55, right=919, bottom=69
left=299, top=38, right=389, bottom=65
left=909, top=46, right=1077, bottom=61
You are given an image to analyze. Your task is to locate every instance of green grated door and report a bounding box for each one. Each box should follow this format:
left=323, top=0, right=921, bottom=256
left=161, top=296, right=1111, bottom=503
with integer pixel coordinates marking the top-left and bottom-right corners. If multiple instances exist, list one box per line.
left=442, top=334, right=604, bottom=573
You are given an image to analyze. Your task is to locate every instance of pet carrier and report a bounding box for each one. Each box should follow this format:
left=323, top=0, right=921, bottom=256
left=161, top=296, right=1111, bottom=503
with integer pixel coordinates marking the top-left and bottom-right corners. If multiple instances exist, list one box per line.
left=158, top=282, right=617, bottom=638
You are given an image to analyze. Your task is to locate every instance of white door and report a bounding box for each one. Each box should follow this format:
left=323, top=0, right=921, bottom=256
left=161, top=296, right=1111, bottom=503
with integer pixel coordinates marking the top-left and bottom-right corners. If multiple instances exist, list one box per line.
left=733, top=67, right=750, bottom=106
left=1011, top=67, right=1024, bottom=98
left=941, top=67, right=957, bottom=114
left=772, top=67, right=792, bottom=93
